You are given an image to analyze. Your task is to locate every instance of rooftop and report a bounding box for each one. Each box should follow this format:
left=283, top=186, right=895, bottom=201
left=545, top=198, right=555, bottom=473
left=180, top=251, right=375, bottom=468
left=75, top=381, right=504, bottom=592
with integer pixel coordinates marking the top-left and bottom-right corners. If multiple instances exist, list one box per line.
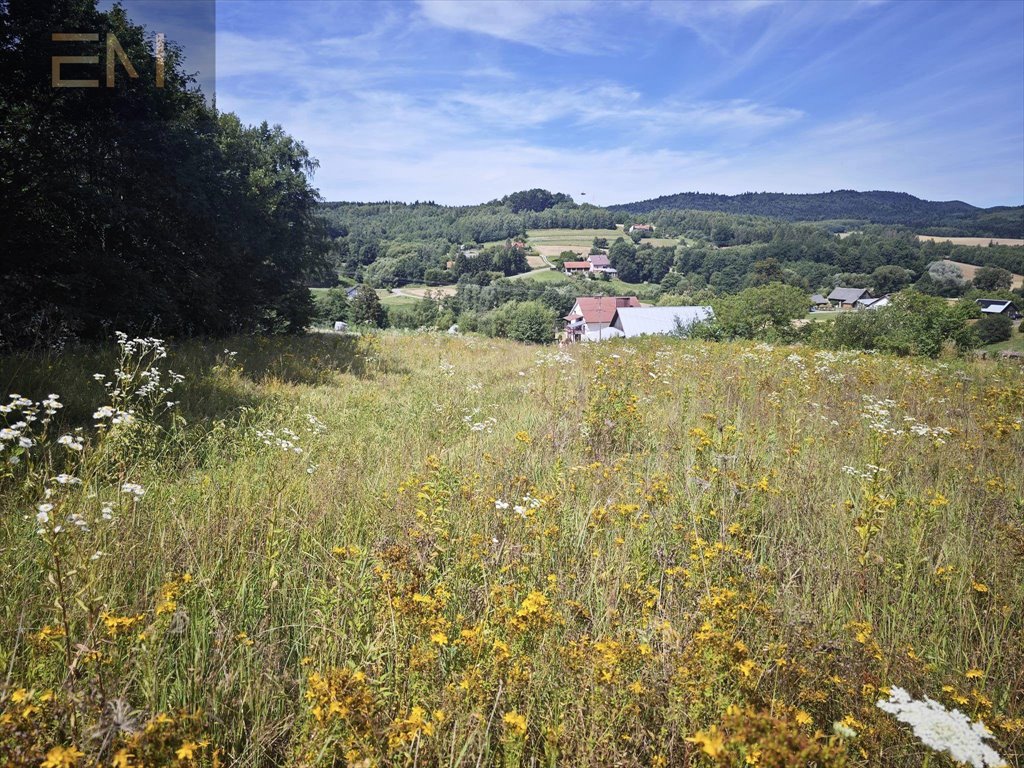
left=566, top=296, right=641, bottom=325
left=612, top=306, right=713, bottom=337
left=828, top=287, right=871, bottom=302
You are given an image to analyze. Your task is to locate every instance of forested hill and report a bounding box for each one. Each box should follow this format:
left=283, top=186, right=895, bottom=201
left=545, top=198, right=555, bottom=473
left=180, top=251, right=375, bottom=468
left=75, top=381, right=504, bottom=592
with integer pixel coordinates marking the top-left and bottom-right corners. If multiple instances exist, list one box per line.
left=609, top=190, right=1024, bottom=237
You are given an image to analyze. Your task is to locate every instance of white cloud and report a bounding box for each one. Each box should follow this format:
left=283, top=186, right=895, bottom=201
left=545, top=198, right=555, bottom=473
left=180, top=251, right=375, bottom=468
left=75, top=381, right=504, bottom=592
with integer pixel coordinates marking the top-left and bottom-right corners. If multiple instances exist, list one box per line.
left=416, top=0, right=609, bottom=54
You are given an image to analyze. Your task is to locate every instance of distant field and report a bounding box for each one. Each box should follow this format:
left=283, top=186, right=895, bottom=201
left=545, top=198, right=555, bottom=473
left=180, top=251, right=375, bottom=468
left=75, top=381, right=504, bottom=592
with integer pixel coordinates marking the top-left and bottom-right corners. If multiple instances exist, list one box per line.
left=919, top=235, right=1024, bottom=247
left=524, top=227, right=682, bottom=250
left=522, top=227, right=623, bottom=249
left=944, top=259, right=1024, bottom=289
left=393, top=284, right=458, bottom=299
left=517, top=269, right=570, bottom=285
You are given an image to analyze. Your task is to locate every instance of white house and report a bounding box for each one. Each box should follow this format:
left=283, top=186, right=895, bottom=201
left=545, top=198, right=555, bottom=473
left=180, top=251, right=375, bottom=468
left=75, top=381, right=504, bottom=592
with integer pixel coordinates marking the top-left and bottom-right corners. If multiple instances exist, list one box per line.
left=564, top=296, right=641, bottom=340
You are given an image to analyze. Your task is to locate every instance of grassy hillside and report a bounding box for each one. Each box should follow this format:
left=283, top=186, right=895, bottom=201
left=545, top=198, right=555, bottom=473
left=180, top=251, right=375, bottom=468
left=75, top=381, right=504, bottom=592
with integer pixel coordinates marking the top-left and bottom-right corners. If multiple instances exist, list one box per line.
left=1, top=333, right=1021, bottom=766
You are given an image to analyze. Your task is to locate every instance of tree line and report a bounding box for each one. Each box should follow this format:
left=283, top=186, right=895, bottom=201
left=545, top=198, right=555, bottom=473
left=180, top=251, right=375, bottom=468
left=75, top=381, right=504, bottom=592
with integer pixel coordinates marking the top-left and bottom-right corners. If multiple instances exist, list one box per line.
left=609, top=190, right=1023, bottom=239
left=0, top=0, right=327, bottom=350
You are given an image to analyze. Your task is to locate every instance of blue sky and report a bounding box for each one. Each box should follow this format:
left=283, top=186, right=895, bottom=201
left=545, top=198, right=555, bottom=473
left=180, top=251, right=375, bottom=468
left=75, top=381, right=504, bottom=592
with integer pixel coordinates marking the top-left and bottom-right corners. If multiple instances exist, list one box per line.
left=193, top=1, right=1022, bottom=205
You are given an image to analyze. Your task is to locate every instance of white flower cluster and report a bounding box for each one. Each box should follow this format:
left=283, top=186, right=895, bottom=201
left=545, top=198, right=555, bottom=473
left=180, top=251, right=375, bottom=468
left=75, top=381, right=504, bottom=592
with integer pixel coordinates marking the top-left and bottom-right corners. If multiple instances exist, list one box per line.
left=255, top=427, right=304, bottom=454
left=463, top=408, right=497, bottom=433
left=92, top=405, right=136, bottom=426
left=533, top=350, right=574, bottom=368
left=0, top=393, right=67, bottom=463
left=812, top=349, right=861, bottom=383
left=439, top=361, right=456, bottom=378
left=877, top=687, right=1007, bottom=768
left=494, top=494, right=543, bottom=518
left=56, top=434, right=84, bottom=451
left=33, top=480, right=119, bottom=546
left=121, top=482, right=146, bottom=498
left=860, top=395, right=950, bottom=443
left=305, top=413, right=327, bottom=435
left=92, top=333, right=183, bottom=425
left=841, top=464, right=889, bottom=481
left=786, top=353, right=806, bottom=370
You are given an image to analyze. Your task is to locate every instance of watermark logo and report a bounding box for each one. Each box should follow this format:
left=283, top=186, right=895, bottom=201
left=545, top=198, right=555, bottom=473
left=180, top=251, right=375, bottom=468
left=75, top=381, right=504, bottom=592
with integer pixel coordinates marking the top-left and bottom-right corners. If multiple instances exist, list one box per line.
left=51, top=32, right=166, bottom=89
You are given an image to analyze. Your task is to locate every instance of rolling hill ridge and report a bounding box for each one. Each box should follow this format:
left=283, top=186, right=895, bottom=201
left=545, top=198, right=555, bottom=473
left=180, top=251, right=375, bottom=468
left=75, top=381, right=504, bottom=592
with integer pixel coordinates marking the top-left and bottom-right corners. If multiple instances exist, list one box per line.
left=609, top=189, right=1023, bottom=237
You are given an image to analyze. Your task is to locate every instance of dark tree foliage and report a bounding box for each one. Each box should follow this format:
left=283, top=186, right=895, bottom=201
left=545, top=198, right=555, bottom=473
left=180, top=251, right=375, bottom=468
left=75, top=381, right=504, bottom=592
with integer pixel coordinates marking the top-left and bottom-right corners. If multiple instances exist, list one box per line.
left=501, top=188, right=572, bottom=213
left=610, top=190, right=1023, bottom=238
left=318, top=199, right=615, bottom=285
left=975, top=313, right=1013, bottom=344
left=972, top=266, right=1014, bottom=292
left=348, top=285, right=387, bottom=328
left=0, top=0, right=327, bottom=349
left=811, top=292, right=979, bottom=358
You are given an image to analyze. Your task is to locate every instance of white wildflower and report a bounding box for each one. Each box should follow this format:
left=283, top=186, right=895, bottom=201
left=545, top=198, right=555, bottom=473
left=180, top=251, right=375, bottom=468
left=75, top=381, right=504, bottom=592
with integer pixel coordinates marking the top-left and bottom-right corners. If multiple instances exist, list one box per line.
left=494, top=499, right=510, bottom=510
left=121, top=482, right=146, bottom=498
left=57, top=434, right=84, bottom=451
left=833, top=722, right=858, bottom=738
left=877, top=686, right=1007, bottom=768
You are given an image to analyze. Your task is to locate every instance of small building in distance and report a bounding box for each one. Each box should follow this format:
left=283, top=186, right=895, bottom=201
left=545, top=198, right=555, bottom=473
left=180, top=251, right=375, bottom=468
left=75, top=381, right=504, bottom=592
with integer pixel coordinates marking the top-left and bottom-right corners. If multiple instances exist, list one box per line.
left=564, top=296, right=641, bottom=341
left=976, top=298, right=1022, bottom=319
left=587, top=253, right=617, bottom=276
left=628, top=223, right=654, bottom=234
left=563, top=260, right=592, bottom=276
left=809, top=293, right=830, bottom=310
left=827, top=287, right=872, bottom=310
left=610, top=306, right=714, bottom=338
left=856, top=296, right=890, bottom=310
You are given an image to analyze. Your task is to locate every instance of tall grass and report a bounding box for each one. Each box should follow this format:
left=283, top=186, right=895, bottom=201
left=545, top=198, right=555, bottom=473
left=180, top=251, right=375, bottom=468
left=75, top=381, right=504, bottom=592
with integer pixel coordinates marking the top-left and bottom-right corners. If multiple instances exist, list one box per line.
left=1, top=332, right=1021, bottom=766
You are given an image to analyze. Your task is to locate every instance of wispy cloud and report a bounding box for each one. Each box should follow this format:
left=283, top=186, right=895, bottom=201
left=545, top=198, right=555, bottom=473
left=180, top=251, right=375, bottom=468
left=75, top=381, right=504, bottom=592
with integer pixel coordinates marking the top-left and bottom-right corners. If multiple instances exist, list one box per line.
left=211, top=0, right=1023, bottom=207
left=416, top=0, right=610, bottom=54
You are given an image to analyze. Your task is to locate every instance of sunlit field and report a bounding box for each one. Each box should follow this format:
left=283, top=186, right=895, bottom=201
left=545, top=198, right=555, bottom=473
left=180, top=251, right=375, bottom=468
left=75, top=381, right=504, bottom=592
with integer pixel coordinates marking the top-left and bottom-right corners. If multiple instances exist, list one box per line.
left=1, top=332, right=1021, bottom=766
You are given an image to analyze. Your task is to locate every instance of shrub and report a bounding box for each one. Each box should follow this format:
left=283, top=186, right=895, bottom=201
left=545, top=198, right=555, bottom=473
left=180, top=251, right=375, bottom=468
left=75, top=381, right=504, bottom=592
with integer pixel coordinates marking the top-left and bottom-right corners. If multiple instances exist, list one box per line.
left=976, top=313, right=1013, bottom=344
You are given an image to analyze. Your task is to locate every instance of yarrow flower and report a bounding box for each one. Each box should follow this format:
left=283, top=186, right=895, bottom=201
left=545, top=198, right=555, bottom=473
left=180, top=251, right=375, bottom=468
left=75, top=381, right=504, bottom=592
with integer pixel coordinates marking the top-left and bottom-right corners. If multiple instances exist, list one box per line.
left=876, top=686, right=1007, bottom=767
left=121, top=483, right=146, bottom=498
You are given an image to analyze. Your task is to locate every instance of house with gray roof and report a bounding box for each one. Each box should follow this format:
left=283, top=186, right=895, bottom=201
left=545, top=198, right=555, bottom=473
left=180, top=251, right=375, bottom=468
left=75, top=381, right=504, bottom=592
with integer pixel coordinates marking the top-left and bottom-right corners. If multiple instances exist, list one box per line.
left=827, top=287, right=872, bottom=309
left=976, top=299, right=1021, bottom=319
left=810, top=293, right=830, bottom=310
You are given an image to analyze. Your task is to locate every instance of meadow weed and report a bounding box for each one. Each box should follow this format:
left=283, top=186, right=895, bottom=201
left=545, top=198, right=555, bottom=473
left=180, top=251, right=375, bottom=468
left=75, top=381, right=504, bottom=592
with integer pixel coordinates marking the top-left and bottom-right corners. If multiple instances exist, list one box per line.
left=0, top=331, right=1021, bottom=766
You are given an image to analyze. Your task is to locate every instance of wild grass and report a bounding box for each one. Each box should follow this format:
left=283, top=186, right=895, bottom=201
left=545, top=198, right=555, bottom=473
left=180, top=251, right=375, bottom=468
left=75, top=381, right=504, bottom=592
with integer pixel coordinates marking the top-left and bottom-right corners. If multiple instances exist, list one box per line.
left=1, top=332, right=1021, bottom=766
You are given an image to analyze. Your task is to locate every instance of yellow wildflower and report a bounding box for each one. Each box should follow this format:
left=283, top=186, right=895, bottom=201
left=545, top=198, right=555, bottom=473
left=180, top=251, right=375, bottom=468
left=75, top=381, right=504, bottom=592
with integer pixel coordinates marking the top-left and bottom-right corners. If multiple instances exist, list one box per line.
left=503, top=710, right=528, bottom=737
left=686, top=725, right=725, bottom=758
left=40, top=746, right=85, bottom=768
left=736, top=659, right=757, bottom=678
left=176, top=741, right=200, bottom=761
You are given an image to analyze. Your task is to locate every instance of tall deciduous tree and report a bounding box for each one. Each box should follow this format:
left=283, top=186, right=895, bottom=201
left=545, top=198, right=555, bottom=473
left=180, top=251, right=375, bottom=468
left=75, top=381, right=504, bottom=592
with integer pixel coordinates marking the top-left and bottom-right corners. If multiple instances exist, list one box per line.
left=349, top=285, right=388, bottom=328
left=0, top=0, right=327, bottom=348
